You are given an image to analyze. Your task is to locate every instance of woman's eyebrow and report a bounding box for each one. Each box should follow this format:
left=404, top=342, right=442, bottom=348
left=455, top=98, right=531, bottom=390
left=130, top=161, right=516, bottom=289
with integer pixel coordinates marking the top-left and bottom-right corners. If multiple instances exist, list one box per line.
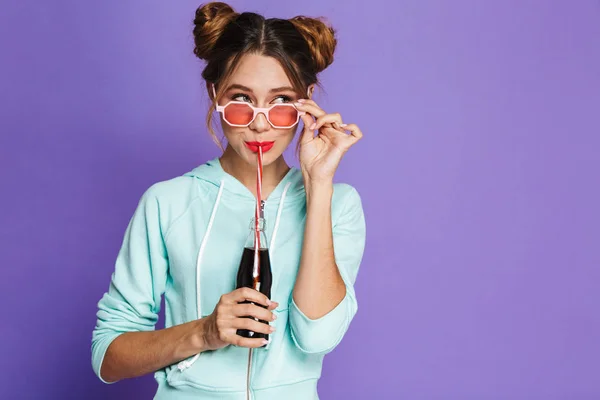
left=268, top=86, right=295, bottom=93
left=225, top=84, right=295, bottom=93
left=225, top=83, right=253, bottom=92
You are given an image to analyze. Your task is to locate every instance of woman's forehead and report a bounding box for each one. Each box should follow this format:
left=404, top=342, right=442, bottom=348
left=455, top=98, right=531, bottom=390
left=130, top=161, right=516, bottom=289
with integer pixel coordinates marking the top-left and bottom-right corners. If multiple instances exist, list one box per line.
left=226, top=53, right=293, bottom=93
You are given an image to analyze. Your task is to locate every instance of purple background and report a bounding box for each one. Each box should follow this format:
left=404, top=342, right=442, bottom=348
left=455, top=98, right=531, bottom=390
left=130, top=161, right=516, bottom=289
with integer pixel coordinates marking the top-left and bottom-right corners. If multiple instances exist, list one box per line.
left=1, top=1, right=599, bottom=399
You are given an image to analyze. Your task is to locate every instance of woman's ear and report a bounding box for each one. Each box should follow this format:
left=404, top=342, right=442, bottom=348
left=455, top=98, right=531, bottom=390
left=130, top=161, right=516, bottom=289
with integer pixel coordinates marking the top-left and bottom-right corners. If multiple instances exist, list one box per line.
left=306, top=84, right=315, bottom=99
left=207, top=82, right=216, bottom=101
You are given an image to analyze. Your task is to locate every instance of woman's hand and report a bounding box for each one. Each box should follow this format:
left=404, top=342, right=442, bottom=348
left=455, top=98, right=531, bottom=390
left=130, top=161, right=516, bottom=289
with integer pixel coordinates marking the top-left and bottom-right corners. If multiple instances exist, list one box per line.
left=202, top=287, right=278, bottom=350
left=294, top=99, right=363, bottom=184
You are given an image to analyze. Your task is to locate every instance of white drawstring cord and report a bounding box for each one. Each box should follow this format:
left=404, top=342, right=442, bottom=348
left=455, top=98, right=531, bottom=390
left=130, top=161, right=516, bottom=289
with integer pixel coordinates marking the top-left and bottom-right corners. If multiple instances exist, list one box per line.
left=264, top=182, right=291, bottom=351
left=177, top=180, right=225, bottom=371
left=270, top=182, right=291, bottom=256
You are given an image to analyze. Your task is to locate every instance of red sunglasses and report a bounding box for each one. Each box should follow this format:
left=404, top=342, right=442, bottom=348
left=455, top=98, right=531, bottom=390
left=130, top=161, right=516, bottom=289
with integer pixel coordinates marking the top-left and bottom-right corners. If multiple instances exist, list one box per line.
left=212, top=84, right=306, bottom=129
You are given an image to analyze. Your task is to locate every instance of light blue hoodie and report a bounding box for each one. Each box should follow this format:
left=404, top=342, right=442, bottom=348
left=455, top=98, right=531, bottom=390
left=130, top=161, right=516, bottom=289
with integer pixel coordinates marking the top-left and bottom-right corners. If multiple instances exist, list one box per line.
left=91, top=157, right=366, bottom=399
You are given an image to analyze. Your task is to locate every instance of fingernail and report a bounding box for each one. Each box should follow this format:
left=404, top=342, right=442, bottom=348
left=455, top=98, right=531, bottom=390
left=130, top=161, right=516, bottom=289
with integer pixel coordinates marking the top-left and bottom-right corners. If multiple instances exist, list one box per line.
left=340, top=123, right=348, bottom=127
left=266, top=299, right=272, bottom=306
left=298, top=99, right=306, bottom=103
left=269, top=326, right=276, bottom=332
left=272, top=314, right=277, bottom=320
left=294, top=102, right=303, bottom=107
left=309, top=123, right=316, bottom=130
left=262, top=339, right=269, bottom=345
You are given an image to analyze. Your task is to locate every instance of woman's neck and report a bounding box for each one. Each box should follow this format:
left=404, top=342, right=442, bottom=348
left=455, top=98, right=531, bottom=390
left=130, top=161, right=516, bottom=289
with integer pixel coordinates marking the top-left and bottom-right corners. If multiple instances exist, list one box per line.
left=219, top=145, right=291, bottom=200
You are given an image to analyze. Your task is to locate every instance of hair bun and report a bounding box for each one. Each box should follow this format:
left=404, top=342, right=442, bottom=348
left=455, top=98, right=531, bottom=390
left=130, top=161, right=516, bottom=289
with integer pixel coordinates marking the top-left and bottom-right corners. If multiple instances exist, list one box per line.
left=289, top=16, right=337, bottom=73
left=193, top=2, right=238, bottom=60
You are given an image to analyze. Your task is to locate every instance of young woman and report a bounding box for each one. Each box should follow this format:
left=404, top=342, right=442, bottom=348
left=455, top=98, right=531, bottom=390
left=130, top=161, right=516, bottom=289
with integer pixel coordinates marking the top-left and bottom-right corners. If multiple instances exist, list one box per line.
left=92, top=3, right=366, bottom=399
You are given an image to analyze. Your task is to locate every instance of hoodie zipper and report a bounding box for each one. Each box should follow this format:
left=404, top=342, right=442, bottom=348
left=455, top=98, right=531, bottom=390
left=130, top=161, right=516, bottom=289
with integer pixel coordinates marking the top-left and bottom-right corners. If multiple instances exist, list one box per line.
left=246, top=198, right=268, bottom=400
left=246, top=348, right=253, bottom=400
left=246, top=201, right=264, bottom=400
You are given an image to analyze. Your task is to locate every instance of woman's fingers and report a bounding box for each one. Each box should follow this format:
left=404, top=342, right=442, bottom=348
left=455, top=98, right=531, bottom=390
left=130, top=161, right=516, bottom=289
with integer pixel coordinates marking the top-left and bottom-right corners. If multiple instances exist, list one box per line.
left=295, top=99, right=362, bottom=144
left=295, top=100, right=345, bottom=131
left=233, top=317, right=275, bottom=335
left=312, top=113, right=343, bottom=131
left=340, top=123, right=364, bottom=142
left=294, top=100, right=327, bottom=120
left=225, top=287, right=273, bottom=308
left=230, top=335, right=270, bottom=348
left=299, top=113, right=317, bottom=145
left=213, top=306, right=276, bottom=348
left=233, top=302, right=277, bottom=322
left=208, top=287, right=281, bottom=350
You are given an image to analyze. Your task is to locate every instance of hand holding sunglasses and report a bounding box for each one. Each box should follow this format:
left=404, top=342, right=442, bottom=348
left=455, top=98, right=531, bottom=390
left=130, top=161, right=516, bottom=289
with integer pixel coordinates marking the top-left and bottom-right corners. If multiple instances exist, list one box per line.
left=293, top=98, right=363, bottom=184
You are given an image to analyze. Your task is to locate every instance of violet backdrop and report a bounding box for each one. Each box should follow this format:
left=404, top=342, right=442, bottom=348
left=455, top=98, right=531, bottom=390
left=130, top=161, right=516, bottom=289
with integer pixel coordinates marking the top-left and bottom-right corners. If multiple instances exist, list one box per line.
left=1, top=0, right=599, bottom=399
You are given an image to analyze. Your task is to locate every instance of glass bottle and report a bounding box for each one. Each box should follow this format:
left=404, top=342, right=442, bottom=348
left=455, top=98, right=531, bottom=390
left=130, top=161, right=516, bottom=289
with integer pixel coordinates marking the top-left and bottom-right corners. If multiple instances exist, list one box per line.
left=235, top=201, right=272, bottom=342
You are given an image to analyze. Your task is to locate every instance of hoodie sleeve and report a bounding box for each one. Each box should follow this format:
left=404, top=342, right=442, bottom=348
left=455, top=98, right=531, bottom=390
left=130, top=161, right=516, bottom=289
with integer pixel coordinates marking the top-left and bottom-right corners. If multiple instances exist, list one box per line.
left=289, top=186, right=366, bottom=355
left=91, top=186, right=168, bottom=384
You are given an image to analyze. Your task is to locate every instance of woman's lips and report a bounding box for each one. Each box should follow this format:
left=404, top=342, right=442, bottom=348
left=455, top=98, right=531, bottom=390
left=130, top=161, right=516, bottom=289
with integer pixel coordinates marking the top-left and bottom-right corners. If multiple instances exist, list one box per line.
left=245, top=141, right=275, bottom=153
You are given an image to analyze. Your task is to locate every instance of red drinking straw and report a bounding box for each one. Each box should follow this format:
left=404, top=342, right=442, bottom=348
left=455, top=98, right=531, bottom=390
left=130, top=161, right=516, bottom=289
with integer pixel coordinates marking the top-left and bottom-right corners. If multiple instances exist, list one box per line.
left=253, top=146, right=263, bottom=290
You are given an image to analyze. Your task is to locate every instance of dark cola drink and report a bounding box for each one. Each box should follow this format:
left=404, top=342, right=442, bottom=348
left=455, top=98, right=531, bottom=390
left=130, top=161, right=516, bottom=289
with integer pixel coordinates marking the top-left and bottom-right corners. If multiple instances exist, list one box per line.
left=236, top=214, right=272, bottom=344
left=236, top=247, right=272, bottom=340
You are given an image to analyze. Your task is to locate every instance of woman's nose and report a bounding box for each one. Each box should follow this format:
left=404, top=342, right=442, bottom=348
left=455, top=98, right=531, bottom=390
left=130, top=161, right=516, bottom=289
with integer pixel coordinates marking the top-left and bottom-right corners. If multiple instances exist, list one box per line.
left=250, top=111, right=270, bottom=133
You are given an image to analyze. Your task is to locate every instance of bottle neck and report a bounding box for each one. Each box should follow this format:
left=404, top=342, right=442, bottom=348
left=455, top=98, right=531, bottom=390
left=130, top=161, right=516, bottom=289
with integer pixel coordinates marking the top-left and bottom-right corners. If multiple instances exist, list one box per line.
left=259, top=200, right=265, bottom=220
left=250, top=216, right=266, bottom=232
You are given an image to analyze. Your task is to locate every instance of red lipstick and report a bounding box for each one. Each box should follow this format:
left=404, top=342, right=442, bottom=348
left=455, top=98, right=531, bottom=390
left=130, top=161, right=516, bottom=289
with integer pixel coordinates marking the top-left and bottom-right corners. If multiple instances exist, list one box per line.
left=245, top=141, right=275, bottom=153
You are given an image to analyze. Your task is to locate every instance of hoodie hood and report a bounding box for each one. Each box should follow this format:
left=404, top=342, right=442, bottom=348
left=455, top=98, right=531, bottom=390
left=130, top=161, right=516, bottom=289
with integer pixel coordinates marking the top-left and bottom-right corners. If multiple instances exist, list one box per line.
left=183, top=157, right=306, bottom=203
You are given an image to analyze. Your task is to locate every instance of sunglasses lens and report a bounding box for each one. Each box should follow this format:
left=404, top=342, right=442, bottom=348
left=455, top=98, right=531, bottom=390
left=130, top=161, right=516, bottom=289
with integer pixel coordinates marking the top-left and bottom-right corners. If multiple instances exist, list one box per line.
left=269, top=105, right=298, bottom=128
left=224, top=103, right=254, bottom=125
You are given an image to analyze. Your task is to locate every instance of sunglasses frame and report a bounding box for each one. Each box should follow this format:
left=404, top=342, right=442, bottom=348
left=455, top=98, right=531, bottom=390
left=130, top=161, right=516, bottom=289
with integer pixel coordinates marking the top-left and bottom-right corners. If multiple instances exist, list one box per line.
left=212, top=84, right=306, bottom=129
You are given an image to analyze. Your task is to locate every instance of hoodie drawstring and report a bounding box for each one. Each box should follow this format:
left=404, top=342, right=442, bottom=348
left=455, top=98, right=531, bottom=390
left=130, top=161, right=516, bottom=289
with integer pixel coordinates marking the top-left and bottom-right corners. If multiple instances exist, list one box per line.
left=264, top=181, right=291, bottom=351
left=177, top=180, right=225, bottom=371
left=270, top=182, right=291, bottom=258
left=177, top=180, right=292, bottom=370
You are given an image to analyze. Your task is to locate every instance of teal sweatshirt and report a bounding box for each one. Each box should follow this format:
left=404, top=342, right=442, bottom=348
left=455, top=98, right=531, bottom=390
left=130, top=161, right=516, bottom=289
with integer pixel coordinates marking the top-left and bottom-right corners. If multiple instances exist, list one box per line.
left=91, top=157, right=366, bottom=399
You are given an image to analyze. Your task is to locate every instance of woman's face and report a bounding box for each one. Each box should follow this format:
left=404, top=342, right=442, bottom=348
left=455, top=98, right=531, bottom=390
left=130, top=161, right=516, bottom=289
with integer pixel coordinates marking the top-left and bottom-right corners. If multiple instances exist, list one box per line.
left=215, top=53, right=311, bottom=167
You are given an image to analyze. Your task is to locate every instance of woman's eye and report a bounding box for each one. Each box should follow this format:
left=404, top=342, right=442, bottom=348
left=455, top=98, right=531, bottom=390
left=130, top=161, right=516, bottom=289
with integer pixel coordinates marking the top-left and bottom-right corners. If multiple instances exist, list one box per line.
left=232, top=93, right=252, bottom=102
left=230, top=93, right=293, bottom=103
left=272, top=95, right=293, bottom=104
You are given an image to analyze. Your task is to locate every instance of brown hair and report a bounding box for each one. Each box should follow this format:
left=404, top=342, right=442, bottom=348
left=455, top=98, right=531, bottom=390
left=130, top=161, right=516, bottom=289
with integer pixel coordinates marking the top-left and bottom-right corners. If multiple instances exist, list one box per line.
left=192, top=2, right=337, bottom=149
